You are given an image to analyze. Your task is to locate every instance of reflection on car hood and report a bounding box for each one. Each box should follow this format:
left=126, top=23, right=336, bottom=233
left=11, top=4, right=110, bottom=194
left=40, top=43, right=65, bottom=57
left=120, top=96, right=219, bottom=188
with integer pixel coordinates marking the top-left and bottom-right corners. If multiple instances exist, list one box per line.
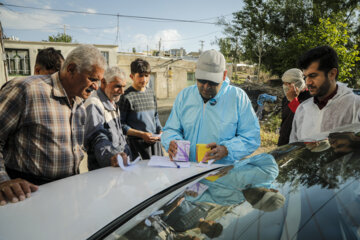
left=249, top=125, right=360, bottom=240
left=106, top=124, right=360, bottom=240
left=0, top=161, right=221, bottom=240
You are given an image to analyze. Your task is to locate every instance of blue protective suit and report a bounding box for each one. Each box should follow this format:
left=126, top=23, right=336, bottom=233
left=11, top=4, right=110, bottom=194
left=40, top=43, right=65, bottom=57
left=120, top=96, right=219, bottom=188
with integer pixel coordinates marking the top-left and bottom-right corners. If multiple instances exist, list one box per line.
left=186, top=153, right=279, bottom=206
left=161, top=78, right=260, bottom=164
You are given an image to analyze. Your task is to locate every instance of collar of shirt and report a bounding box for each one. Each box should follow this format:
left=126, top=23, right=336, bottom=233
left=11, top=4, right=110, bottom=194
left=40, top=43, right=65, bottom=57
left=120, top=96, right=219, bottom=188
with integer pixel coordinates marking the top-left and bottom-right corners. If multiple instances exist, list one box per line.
left=51, top=72, right=83, bottom=107
left=97, top=88, right=116, bottom=111
left=313, top=84, right=338, bottom=110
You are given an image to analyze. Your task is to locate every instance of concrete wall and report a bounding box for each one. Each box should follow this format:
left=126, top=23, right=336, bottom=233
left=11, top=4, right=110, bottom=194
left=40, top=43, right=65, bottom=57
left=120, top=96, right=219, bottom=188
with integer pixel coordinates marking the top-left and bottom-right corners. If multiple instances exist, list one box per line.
left=3, top=40, right=118, bottom=82
left=117, top=54, right=197, bottom=99
left=0, top=40, right=6, bottom=87
left=0, top=24, right=7, bottom=86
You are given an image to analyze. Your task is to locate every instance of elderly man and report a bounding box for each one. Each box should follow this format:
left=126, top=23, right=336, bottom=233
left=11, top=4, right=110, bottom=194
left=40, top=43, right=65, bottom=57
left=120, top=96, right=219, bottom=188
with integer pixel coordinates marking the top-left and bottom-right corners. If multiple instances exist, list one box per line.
left=161, top=50, right=260, bottom=164
left=290, top=46, right=360, bottom=143
left=278, top=68, right=311, bottom=146
left=0, top=44, right=106, bottom=205
left=85, top=66, right=132, bottom=170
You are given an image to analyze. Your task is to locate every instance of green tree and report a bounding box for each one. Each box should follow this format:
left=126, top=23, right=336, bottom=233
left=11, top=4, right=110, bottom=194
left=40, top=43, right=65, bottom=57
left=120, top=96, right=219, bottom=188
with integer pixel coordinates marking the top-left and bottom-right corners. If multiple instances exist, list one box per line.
left=220, top=0, right=360, bottom=84
left=287, top=14, right=359, bottom=85
left=217, top=38, right=232, bottom=62
left=48, top=33, right=73, bottom=43
left=219, top=0, right=271, bottom=82
left=216, top=37, right=242, bottom=80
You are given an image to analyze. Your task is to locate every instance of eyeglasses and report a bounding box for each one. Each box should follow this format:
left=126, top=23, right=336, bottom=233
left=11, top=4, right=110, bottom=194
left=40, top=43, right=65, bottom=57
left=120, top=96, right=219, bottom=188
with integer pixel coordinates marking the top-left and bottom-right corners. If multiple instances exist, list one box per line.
left=197, top=79, right=219, bottom=87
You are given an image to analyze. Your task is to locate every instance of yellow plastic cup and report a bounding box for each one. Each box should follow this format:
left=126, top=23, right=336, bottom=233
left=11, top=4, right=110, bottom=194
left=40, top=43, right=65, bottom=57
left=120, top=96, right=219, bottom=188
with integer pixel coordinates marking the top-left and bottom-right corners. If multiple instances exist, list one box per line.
left=196, top=144, right=211, bottom=162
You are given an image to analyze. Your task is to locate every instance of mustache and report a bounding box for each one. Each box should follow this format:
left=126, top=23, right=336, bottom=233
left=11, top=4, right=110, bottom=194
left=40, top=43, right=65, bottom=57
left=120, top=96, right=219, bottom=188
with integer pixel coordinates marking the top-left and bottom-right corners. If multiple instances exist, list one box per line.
left=307, top=85, right=316, bottom=89
left=85, top=86, right=96, bottom=93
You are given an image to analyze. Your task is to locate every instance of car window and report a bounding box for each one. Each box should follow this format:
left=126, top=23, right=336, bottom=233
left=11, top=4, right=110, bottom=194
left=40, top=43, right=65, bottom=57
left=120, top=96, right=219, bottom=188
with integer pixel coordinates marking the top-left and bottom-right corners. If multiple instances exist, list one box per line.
left=103, top=128, right=360, bottom=240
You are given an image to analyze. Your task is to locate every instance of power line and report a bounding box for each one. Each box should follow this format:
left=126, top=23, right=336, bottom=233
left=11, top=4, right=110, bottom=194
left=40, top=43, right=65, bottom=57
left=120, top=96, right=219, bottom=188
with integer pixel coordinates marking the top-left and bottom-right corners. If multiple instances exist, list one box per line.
left=66, top=25, right=117, bottom=30
left=0, top=3, right=217, bottom=25
left=4, top=27, right=63, bottom=31
left=4, top=26, right=117, bottom=31
left=195, top=13, right=233, bottom=21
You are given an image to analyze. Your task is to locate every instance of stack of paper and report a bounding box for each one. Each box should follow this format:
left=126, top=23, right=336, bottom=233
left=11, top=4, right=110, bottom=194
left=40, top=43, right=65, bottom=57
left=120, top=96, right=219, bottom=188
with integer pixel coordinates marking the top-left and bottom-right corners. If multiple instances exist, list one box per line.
left=148, top=156, right=191, bottom=168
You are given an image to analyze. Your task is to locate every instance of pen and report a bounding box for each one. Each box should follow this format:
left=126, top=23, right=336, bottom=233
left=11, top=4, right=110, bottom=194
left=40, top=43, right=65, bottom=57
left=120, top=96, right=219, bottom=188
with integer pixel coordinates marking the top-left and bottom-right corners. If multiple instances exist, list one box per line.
left=173, top=161, right=180, bottom=168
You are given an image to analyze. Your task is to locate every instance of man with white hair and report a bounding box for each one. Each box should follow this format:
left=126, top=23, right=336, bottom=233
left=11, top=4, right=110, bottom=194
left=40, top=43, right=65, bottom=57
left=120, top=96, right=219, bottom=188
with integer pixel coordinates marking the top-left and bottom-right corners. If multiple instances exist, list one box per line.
left=278, top=68, right=311, bottom=146
left=0, top=44, right=106, bottom=205
left=162, top=50, right=260, bottom=164
left=85, top=66, right=132, bottom=170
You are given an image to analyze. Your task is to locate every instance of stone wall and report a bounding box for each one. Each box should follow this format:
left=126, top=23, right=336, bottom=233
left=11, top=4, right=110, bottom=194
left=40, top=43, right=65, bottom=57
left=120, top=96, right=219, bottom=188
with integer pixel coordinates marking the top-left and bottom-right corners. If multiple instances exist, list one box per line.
left=117, top=54, right=197, bottom=99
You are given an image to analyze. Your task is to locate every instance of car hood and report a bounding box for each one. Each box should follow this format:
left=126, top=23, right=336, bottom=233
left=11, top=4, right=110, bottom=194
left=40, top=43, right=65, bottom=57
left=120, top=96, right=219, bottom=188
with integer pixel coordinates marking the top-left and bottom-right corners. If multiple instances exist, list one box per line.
left=0, top=161, right=221, bottom=240
left=229, top=143, right=360, bottom=239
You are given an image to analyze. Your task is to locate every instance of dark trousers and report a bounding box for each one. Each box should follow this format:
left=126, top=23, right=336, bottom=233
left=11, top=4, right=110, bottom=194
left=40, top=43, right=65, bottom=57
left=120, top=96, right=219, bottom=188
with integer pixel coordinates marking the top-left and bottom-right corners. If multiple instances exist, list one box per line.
left=128, top=138, right=163, bottom=160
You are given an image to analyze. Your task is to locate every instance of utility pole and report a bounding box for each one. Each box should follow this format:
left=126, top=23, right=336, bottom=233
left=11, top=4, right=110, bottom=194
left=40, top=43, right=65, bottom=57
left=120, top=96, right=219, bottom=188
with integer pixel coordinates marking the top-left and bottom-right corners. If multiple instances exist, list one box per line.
left=158, top=38, right=162, bottom=56
left=63, top=25, right=67, bottom=42
left=115, top=14, right=120, bottom=46
left=199, top=40, right=204, bottom=53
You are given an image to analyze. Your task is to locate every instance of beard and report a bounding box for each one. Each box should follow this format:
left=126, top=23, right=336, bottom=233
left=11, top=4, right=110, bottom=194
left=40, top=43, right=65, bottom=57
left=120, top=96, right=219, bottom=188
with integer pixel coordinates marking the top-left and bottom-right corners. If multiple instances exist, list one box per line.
left=308, top=76, right=331, bottom=98
left=113, top=95, right=121, bottom=103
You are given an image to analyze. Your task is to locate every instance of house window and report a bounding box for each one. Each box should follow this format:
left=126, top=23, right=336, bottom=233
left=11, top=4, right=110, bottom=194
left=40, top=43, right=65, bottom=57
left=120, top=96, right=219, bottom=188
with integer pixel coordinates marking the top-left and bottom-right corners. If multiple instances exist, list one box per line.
left=101, top=51, right=109, bottom=65
left=5, top=49, right=31, bottom=76
left=187, top=72, right=195, bottom=86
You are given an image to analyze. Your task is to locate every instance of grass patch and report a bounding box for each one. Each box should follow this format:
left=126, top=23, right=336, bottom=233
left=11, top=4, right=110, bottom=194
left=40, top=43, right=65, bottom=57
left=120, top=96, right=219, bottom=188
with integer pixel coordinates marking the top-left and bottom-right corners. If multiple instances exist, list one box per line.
left=260, top=128, right=279, bottom=147
left=260, top=113, right=281, bottom=147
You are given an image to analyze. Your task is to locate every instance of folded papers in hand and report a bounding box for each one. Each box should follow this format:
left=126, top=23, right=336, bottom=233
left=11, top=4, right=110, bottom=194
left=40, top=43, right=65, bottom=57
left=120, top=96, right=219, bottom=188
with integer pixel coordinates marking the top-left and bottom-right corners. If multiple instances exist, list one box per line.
left=117, top=155, right=141, bottom=171
left=173, top=140, right=190, bottom=162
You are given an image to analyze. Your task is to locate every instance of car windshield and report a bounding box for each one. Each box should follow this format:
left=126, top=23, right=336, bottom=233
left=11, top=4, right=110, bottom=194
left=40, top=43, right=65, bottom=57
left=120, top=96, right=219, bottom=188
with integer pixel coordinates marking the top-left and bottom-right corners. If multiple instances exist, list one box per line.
left=103, top=127, right=360, bottom=240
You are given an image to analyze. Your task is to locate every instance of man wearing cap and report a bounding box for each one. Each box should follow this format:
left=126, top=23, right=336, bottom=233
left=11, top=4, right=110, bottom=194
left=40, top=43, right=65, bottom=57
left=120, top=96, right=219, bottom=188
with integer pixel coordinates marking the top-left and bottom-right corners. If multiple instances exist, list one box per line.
left=278, top=68, right=311, bottom=146
left=290, top=46, right=360, bottom=143
left=161, top=50, right=260, bottom=164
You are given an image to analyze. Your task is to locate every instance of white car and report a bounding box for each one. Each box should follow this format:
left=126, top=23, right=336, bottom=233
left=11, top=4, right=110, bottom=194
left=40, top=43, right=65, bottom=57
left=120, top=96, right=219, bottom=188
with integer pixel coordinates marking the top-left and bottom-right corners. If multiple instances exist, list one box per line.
left=1, top=123, right=360, bottom=240
left=0, top=161, right=221, bottom=240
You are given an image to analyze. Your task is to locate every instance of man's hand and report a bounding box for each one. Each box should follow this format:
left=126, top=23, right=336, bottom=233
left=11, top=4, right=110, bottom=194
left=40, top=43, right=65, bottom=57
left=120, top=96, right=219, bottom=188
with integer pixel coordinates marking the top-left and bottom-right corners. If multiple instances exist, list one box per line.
left=168, top=140, right=178, bottom=160
left=141, top=132, right=159, bottom=144
left=0, top=178, right=38, bottom=206
left=285, top=83, right=300, bottom=102
left=110, top=152, right=128, bottom=167
left=202, top=142, right=228, bottom=162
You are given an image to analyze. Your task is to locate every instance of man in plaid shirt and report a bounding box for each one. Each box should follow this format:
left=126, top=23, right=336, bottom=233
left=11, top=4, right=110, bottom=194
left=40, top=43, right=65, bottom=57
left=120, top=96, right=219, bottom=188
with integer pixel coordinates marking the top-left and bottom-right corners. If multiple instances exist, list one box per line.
left=0, top=45, right=106, bottom=206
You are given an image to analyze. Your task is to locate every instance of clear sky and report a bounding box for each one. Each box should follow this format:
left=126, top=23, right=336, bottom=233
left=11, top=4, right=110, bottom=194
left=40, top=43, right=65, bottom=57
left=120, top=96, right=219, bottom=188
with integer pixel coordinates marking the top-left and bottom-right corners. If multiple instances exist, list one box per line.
left=0, top=0, right=244, bottom=53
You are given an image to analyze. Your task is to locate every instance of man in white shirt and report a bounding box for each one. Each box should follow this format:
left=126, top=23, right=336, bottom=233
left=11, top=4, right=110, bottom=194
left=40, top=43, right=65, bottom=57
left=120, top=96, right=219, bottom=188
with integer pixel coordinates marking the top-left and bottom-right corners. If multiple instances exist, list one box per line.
left=290, top=45, right=360, bottom=143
